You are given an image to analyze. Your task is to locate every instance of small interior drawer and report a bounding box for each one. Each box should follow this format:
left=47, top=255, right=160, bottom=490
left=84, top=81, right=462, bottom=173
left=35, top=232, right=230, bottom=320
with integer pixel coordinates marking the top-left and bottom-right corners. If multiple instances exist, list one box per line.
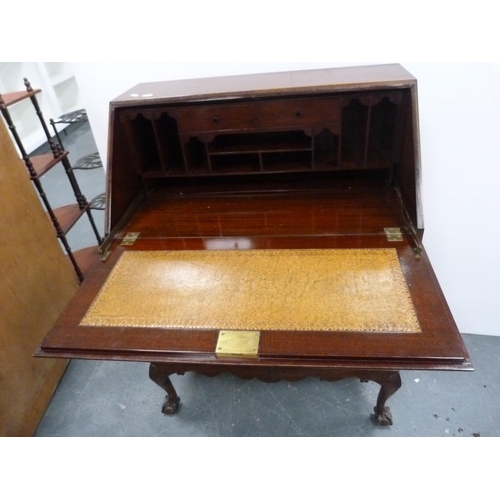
left=174, top=104, right=258, bottom=133
left=258, top=98, right=341, bottom=128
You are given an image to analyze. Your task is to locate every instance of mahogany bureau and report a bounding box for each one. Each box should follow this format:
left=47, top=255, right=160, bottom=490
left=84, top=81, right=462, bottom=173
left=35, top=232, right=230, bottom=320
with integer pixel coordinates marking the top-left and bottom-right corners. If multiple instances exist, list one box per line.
left=36, top=64, right=472, bottom=426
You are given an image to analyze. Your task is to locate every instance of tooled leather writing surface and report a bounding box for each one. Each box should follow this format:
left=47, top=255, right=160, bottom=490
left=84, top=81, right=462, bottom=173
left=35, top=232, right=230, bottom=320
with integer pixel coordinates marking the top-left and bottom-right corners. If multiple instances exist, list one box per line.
left=80, top=248, right=421, bottom=333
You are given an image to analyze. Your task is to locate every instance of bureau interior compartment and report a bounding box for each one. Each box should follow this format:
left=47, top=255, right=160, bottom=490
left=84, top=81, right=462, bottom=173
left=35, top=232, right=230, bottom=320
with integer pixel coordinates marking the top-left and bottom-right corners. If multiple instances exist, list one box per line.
left=341, top=96, right=399, bottom=168
left=118, top=91, right=405, bottom=180
left=207, top=131, right=313, bottom=173
left=121, top=111, right=185, bottom=177
left=111, top=90, right=415, bottom=238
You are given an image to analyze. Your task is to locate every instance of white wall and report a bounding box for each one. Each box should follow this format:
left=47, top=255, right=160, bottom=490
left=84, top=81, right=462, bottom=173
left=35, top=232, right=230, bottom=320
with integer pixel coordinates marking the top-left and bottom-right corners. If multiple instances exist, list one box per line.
left=403, top=63, right=500, bottom=338
left=72, top=62, right=500, bottom=337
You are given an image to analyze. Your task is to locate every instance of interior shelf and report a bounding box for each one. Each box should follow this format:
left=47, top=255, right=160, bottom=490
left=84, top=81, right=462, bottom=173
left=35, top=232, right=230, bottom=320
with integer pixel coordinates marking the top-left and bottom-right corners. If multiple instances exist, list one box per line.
left=208, top=131, right=312, bottom=155
left=210, top=153, right=261, bottom=174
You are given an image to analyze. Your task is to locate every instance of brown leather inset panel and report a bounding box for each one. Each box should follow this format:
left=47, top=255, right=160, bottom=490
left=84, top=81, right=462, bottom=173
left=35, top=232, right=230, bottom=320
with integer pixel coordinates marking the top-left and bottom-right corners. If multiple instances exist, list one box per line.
left=80, top=249, right=421, bottom=333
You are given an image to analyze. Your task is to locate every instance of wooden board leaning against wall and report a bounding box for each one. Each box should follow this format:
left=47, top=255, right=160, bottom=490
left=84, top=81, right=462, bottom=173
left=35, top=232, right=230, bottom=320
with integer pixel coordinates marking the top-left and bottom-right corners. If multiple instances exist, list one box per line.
left=0, top=119, right=79, bottom=436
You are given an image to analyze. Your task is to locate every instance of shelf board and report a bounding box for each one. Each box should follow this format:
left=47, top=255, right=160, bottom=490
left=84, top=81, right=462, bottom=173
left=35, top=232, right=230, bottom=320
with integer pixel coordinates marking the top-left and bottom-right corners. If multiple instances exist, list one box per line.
left=71, top=246, right=101, bottom=277
left=141, top=170, right=168, bottom=178
left=0, top=89, right=41, bottom=109
left=209, top=139, right=312, bottom=155
left=210, top=164, right=261, bottom=175
left=51, top=72, right=74, bottom=86
left=209, top=143, right=312, bottom=156
left=28, top=151, right=69, bottom=178
left=49, top=203, right=89, bottom=236
left=141, top=162, right=390, bottom=179
left=263, top=162, right=313, bottom=173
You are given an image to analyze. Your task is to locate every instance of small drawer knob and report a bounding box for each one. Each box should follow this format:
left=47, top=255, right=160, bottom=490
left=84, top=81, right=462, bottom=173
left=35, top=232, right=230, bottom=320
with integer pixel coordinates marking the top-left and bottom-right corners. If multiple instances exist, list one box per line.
left=213, top=116, right=220, bottom=124
left=295, top=110, right=302, bottom=118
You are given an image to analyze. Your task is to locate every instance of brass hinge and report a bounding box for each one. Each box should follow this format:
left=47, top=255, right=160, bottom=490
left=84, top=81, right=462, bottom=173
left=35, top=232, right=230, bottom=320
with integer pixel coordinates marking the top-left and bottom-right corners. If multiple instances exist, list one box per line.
left=384, top=227, right=403, bottom=242
left=412, top=247, right=423, bottom=259
left=100, top=250, right=111, bottom=262
left=121, top=232, right=140, bottom=246
left=216, top=330, right=260, bottom=359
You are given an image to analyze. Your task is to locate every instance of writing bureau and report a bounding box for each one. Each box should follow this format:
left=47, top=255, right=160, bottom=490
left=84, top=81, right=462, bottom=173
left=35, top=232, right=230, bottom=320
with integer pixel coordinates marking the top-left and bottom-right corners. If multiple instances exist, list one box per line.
left=36, top=64, right=472, bottom=426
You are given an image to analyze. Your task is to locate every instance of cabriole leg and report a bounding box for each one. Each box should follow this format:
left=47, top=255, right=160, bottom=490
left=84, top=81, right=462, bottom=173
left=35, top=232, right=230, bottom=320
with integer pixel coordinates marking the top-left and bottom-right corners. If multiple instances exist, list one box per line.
left=149, top=363, right=180, bottom=415
left=370, top=371, right=402, bottom=426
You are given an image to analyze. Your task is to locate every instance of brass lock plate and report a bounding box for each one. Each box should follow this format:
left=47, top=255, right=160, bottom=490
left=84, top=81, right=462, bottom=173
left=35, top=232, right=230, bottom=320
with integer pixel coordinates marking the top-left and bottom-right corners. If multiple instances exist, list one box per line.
left=216, top=330, right=260, bottom=359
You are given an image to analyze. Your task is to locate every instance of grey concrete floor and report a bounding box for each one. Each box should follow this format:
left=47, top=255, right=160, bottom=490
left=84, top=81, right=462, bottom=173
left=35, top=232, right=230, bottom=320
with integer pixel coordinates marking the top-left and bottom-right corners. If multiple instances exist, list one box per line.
left=33, top=122, right=500, bottom=437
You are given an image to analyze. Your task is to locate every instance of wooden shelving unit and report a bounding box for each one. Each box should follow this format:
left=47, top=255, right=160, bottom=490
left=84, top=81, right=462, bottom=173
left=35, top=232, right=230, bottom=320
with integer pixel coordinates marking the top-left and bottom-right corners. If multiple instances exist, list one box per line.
left=0, top=78, right=102, bottom=283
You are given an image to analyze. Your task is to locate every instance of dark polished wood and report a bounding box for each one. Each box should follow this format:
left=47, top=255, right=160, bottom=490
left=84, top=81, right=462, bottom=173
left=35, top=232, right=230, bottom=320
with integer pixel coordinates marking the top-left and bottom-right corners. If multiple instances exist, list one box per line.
left=36, top=65, right=472, bottom=426
left=111, top=64, right=415, bottom=106
left=38, top=190, right=470, bottom=367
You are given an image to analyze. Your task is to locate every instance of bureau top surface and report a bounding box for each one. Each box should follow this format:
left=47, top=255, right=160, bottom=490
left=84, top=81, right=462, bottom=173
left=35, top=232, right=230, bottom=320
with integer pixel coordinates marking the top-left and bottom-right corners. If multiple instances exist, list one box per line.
left=111, top=64, right=416, bottom=107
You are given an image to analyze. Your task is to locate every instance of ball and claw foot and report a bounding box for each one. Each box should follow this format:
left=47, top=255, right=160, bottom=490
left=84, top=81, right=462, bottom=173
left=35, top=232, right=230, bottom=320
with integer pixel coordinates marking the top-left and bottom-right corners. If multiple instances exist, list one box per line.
left=374, top=405, right=393, bottom=426
left=162, top=395, right=180, bottom=415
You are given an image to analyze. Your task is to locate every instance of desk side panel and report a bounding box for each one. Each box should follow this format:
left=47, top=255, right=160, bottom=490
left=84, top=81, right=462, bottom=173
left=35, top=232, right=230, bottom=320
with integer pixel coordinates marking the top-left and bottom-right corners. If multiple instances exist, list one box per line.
left=106, top=107, right=143, bottom=234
